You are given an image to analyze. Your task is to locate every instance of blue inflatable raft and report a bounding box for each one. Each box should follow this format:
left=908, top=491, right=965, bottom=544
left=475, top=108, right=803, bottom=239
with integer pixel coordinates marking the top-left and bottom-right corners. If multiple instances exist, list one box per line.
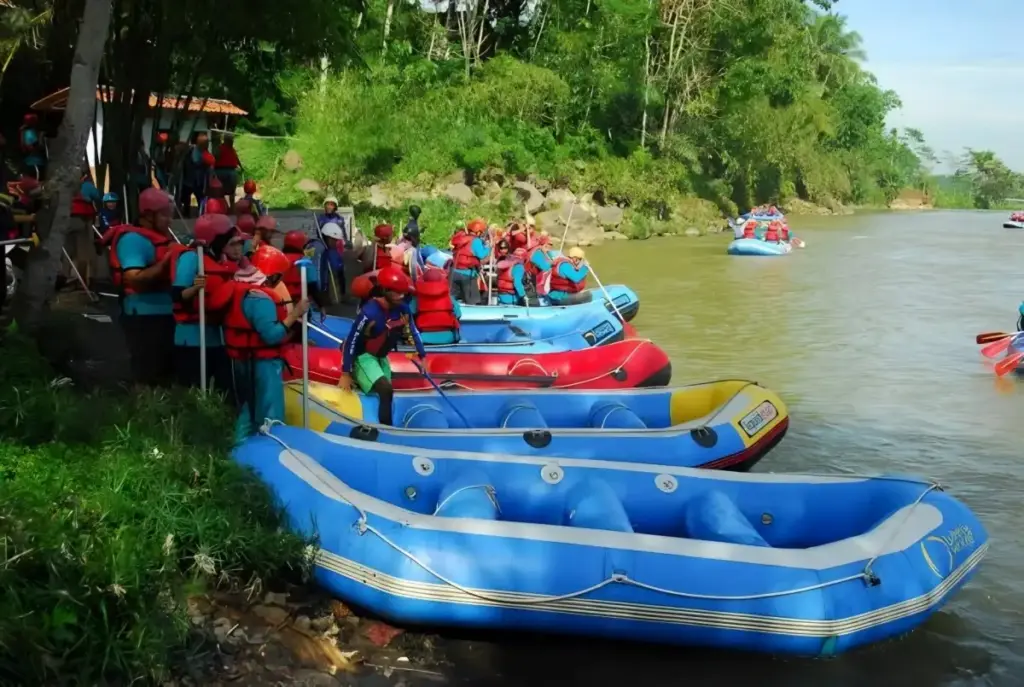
left=727, top=238, right=793, bottom=257
left=236, top=425, right=988, bottom=656
left=311, top=309, right=624, bottom=355
left=282, top=379, right=790, bottom=470
left=460, top=285, right=640, bottom=323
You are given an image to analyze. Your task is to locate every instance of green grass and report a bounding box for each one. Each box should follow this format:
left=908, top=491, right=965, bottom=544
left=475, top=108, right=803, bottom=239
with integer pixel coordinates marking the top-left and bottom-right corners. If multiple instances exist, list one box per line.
left=0, top=336, right=309, bottom=684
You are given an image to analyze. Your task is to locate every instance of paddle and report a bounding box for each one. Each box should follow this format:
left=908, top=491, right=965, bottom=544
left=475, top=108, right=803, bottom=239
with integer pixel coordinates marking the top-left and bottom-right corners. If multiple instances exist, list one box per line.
left=408, top=356, right=474, bottom=428
left=995, top=351, right=1024, bottom=377
left=977, top=331, right=1012, bottom=345
left=980, top=333, right=1023, bottom=359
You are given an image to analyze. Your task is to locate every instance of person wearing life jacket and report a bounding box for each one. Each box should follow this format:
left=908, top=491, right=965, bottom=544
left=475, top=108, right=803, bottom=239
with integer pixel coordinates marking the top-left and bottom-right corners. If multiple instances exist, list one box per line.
left=397, top=220, right=428, bottom=284
left=521, top=241, right=554, bottom=304
left=252, top=214, right=277, bottom=249
left=282, top=229, right=327, bottom=317
left=764, top=221, right=780, bottom=243
left=218, top=244, right=309, bottom=441
left=410, top=267, right=462, bottom=345
left=241, top=179, right=266, bottom=216
left=98, top=192, right=121, bottom=231
left=548, top=246, right=590, bottom=305
left=742, top=221, right=757, bottom=239
left=779, top=223, right=790, bottom=241
left=180, top=131, right=213, bottom=218
left=404, top=205, right=421, bottom=238
left=201, top=177, right=229, bottom=216
left=449, top=218, right=490, bottom=305
left=19, top=113, right=46, bottom=179
left=338, top=266, right=425, bottom=426
left=213, top=132, right=242, bottom=208
left=170, top=213, right=240, bottom=391
left=307, top=221, right=346, bottom=301
left=317, top=196, right=349, bottom=241
left=101, top=188, right=184, bottom=386
left=237, top=213, right=258, bottom=256
left=496, top=246, right=528, bottom=305
left=369, top=223, right=394, bottom=272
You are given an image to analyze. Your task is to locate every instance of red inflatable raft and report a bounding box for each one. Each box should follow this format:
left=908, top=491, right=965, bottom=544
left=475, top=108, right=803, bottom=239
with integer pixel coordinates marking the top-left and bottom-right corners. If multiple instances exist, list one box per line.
left=282, top=338, right=672, bottom=391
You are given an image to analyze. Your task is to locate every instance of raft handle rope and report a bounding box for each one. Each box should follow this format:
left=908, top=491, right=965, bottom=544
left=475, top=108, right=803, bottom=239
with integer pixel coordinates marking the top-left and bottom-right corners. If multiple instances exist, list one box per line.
left=259, top=422, right=944, bottom=606
left=432, top=484, right=502, bottom=517
left=505, top=340, right=654, bottom=389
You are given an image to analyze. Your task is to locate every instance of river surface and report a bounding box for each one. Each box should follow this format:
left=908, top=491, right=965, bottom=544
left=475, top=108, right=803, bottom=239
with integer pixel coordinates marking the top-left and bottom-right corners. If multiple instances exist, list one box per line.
left=437, top=211, right=1023, bottom=686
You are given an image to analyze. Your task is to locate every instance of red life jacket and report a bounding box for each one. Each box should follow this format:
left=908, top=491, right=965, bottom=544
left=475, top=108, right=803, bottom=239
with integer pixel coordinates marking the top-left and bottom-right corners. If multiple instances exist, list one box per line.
left=362, top=301, right=412, bottom=357
left=214, top=144, right=240, bottom=169
left=780, top=225, right=790, bottom=240
left=413, top=279, right=459, bottom=333
left=203, top=197, right=228, bottom=215
left=764, top=226, right=779, bottom=242
left=170, top=249, right=237, bottom=324
left=548, top=256, right=586, bottom=294
left=221, top=282, right=289, bottom=360
left=283, top=253, right=307, bottom=303
left=70, top=194, right=95, bottom=219
left=523, top=246, right=551, bottom=296
left=451, top=230, right=482, bottom=271
left=496, top=256, right=521, bottom=294
left=742, top=225, right=756, bottom=239
left=375, top=243, right=393, bottom=271
left=100, top=225, right=184, bottom=295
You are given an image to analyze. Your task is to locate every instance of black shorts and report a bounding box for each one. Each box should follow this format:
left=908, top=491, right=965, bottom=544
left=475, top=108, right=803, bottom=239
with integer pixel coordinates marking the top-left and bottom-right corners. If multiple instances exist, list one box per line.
left=120, top=313, right=176, bottom=387
left=173, top=344, right=236, bottom=403
left=450, top=275, right=482, bottom=305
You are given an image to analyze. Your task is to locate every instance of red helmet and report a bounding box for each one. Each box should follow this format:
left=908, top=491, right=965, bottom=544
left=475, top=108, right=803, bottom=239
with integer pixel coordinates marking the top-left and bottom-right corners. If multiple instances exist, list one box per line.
left=250, top=244, right=291, bottom=277
left=193, top=213, right=233, bottom=246
left=156, top=131, right=169, bottom=143
left=203, top=197, right=229, bottom=216
left=467, top=218, right=487, bottom=234
left=421, top=267, right=446, bottom=283
left=351, top=274, right=375, bottom=300
left=374, top=224, right=395, bottom=241
left=236, top=214, right=256, bottom=236
left=255, top=215, right=278, bottom=233
left=376, top=266, right=411, bottom=294
left=22, top=113, right=37, bottom=125
left=283, top=230, right=307, bottom=253
left=139, top=188, right=172, bottom=214
left=243, top=179, right=257, bottom=195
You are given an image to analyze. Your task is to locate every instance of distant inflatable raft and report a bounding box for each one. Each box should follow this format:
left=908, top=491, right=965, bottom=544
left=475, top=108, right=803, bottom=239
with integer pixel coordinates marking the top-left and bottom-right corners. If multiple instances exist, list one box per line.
left=727, top=238, right=793, bottom=257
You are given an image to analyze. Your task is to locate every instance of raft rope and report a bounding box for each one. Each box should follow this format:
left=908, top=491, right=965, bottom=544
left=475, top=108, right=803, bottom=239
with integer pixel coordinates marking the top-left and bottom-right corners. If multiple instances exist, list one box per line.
left=505, top=339, right=654, bottom=389
left=432, top=484, right=502, bottom=517
left=258, top=422, right=944, bottom=606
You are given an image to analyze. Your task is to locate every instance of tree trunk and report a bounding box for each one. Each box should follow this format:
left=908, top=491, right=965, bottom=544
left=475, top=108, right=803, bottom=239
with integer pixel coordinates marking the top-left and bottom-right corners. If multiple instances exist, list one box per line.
left=382, top=0, right=395, bottom=54
left=13, top=0, right=112, bottom=334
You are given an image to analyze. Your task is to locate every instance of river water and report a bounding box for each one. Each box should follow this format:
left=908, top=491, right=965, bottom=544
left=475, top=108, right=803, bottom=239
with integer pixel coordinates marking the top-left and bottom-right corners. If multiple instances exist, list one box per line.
left=437, top=211, right=1023, bottom=686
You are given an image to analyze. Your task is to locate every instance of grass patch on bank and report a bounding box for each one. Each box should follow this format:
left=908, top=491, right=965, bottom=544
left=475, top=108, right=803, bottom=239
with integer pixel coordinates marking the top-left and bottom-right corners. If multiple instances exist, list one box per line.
left=0, top=335, right=309, bottom=684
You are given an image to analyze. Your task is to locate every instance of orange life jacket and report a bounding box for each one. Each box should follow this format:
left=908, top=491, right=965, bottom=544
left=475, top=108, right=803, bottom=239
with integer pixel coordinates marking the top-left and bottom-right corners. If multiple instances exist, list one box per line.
left=413, top=279, right=459, bottom=333
left=100, top=225, right=184, bottom=295
left=170, top=249, right=236, bottom=324
left=283, top=253, right=307, bottom=303
left=548, top=256, right=586, bottom=294
left=451, top=230, right=482, bottom=271
left=221, top=282, right=289, bottom=360
left=496, top=256, right=521, bottom=294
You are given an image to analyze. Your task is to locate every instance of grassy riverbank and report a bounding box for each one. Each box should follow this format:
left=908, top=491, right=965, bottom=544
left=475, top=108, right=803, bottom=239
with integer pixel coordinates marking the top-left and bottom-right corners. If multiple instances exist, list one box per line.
left=0, top=334, right=309, bottom=684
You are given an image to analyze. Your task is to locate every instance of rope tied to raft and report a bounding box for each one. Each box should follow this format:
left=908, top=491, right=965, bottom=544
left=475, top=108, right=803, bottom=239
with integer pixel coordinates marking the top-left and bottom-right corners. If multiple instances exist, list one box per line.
left=258, top=422, right=943, bottom=606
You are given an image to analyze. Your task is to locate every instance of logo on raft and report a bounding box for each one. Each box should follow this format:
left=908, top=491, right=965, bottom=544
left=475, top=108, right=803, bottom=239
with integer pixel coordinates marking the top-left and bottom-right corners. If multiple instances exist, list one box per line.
left=739, top=401, right=778, bottom=437
left=920, top=524, right=976, bottom=579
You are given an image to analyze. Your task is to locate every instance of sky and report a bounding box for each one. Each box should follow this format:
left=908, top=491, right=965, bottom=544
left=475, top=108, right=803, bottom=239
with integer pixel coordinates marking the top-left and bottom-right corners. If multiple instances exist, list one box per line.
left=839, top=0, right=1024, bottom=171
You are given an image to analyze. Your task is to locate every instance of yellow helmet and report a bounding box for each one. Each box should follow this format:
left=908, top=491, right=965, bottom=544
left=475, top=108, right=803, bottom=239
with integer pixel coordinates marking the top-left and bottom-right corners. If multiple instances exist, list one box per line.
left=568, top=246, right=585, bottom=260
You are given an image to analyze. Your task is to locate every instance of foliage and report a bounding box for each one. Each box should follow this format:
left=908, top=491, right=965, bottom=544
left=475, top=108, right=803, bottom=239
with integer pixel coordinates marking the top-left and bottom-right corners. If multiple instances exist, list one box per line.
left=954, top=149, right=1023, bottom=209
left=0, top=336, right=309, bottom=684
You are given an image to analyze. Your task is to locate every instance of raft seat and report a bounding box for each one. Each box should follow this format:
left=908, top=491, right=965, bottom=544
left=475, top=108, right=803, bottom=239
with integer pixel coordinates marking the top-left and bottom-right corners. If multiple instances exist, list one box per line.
left=589, top=402, right=648, bottom=430
left=434, top=469, right=500, bottom=521
left=403, top=403, right=451, bottom=429
left=500, top=401, right=548, bottom=429
left=683, top=490, right=769, bottom=547
left=564, top=479, right=634, bottom=533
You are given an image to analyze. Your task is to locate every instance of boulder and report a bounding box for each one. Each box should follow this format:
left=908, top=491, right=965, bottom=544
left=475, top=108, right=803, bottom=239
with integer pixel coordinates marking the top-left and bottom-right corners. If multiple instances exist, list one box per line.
left=513, top=181, right=545, bottom=214
left=444, top=183, right=475, bottom=205
left=544, top=188, right=576, bottom=210
left=479, top=167, right=506, bottom=187
left=526, top=174, right=552, bottom=193
left=441, top=169, right=467, bottom=186
left=534, top=206, right=604, bottom=247
left=369, top=184, right=392, bottom=208
left=293, top=178, right=321, bottom=194
left=594, top=204, right=624, bottom=228
left=683, top=227, right=701, bottom=237
left=480, top=181, right=502, bottom=201
left=282, top=150, right=303, bottom=172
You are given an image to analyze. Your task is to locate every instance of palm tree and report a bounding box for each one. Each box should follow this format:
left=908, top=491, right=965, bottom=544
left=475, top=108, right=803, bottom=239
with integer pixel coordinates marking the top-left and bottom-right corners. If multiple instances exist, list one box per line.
left=807, top=13, right=865, bottom=92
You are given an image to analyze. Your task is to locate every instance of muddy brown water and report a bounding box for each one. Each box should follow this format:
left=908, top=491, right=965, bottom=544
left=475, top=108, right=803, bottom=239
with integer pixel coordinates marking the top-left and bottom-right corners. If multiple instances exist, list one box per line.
left=432, top=211, right=1024, bottom=687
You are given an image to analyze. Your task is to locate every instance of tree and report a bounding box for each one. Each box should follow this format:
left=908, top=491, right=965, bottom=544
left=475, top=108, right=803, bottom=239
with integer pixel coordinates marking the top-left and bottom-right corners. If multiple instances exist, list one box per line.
left=14, top=0, right=112, bottom=333
left=958, top=149, right=1020, bottom=209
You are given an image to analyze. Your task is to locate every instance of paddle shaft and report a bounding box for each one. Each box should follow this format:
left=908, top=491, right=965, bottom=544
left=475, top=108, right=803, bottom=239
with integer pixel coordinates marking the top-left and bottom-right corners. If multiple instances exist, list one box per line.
left=301, top=264, right=310, bottom=429
left=409, top=358, right=473, bottom=428
left=198, top=246, right=207, bottom=393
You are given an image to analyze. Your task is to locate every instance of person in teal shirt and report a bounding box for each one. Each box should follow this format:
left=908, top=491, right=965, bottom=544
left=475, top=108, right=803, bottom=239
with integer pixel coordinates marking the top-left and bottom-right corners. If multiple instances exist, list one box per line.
left=110, top=188, right=177, bottom=386
left=496, top=249, right=528, bottom=305
left=449, top=220, right=490, bottom=305
left=227, top=245, right=309, bottom=442
left=547, top=246, right=591, bottom=305
left=171, top=213, right=241, bottom=394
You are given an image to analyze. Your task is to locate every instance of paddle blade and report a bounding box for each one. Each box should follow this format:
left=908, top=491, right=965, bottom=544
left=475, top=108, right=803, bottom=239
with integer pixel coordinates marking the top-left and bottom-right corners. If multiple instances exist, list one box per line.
left=977, top=332, right=1011, bottom=345
left=980, top=336, right=1014, bottom=358
left=995, top=351, right=1024, bottom=377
